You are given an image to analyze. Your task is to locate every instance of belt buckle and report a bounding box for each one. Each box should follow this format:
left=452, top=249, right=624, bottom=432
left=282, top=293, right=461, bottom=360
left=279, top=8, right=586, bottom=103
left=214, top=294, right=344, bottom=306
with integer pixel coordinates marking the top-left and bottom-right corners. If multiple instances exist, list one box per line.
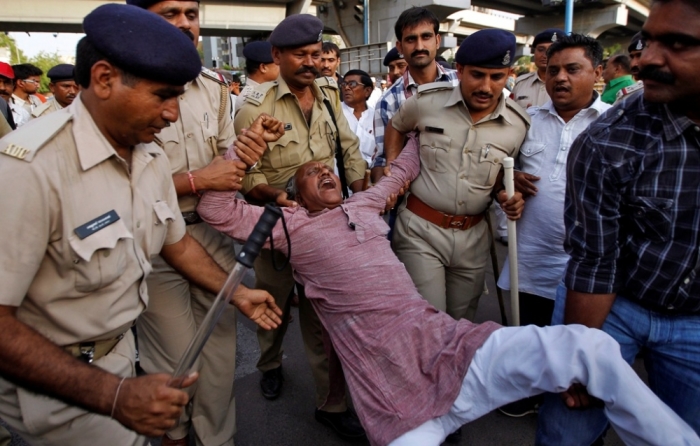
left=449, top=219, right=463, bottom=229
left=79, top=342, right=96, bottom=363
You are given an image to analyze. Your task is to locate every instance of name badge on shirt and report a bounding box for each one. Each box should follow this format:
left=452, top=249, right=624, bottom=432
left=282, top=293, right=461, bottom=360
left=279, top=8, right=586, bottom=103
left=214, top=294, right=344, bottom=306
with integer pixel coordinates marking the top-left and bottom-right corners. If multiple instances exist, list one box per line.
left=284, top=123, right=293, bottom=131
left=425, top=126, right=444, bottom=134
left=74, top=210, right=120, bottom=240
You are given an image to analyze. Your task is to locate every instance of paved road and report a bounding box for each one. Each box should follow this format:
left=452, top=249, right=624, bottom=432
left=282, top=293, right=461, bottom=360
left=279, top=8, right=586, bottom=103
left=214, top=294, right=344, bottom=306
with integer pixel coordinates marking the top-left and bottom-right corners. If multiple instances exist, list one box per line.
left=3, top=211, right=631, bottom=445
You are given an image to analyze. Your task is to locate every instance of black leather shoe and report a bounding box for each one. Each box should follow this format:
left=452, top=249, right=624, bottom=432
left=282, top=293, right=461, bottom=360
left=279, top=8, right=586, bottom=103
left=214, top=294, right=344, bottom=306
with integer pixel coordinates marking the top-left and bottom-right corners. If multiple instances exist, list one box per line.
left=260, top=366, right=283, bottom=400
left=315, top=409, right=367, bottom=441
left=445, top=426, right=462, bottom=444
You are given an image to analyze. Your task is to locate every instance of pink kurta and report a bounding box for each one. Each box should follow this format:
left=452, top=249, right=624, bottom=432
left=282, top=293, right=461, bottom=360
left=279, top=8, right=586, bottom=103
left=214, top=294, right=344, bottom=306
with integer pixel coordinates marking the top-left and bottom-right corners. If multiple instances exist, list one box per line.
left=198, top=139, right=500, bottom=446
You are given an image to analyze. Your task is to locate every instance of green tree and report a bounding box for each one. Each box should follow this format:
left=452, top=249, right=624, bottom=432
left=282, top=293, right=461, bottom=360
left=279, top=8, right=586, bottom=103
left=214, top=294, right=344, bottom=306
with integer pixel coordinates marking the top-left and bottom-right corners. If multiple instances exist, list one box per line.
left=603, top=43, right=622, bottom=60
left=0, top=33, right=27, bottom=64
left=28, top=51, right=63, bottom=94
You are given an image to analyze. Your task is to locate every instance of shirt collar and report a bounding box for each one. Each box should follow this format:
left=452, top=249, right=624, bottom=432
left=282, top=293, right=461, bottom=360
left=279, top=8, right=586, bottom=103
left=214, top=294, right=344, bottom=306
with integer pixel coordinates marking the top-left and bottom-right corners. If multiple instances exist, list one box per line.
left=607, top=75, right=634, bottom=89
left=541, top=91, right=608, bottom=119
left=72, top=95, right=161, bottom=171
left=275, top=76, right=325, bottom=103
left=11, top=94, right=25, bottom=105
left=659, top=102, right=699, bottom=141
left=405, top=63, right=455, bottom=89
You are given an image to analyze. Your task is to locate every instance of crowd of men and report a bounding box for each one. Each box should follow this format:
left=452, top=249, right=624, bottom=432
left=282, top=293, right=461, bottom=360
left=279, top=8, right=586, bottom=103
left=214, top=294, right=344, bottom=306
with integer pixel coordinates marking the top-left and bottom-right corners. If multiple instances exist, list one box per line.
left=0, top=0, right=698, bottom=445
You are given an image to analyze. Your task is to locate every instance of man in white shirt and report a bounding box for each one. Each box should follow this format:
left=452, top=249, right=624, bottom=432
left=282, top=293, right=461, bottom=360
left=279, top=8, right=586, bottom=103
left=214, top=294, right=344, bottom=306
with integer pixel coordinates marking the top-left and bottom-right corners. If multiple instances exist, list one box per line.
left=497, top=35, right=610, bottom=418
left=340, top=70, right=377, bottom=165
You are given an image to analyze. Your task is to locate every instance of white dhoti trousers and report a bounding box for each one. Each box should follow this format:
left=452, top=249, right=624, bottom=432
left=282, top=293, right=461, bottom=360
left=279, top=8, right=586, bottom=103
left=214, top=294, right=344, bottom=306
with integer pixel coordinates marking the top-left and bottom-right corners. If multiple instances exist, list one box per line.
left=389, top=325, right=700, bottom=446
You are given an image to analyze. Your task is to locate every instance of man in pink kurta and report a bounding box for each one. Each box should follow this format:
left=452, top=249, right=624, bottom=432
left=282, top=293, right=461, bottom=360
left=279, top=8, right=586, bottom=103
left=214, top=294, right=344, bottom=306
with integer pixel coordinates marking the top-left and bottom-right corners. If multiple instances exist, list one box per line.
left=198, top=136, right=699, bottom=446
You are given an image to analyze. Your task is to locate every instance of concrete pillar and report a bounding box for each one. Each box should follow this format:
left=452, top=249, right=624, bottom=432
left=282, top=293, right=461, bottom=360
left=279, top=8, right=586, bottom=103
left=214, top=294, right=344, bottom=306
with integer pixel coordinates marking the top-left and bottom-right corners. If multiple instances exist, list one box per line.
left=514, top=4, right=628, bottom=38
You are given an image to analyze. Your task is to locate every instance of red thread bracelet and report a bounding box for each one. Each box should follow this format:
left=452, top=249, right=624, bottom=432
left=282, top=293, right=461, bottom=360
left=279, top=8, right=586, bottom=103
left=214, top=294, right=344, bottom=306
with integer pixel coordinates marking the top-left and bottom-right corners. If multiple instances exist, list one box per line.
left=187, top=171, right=201, bottom=197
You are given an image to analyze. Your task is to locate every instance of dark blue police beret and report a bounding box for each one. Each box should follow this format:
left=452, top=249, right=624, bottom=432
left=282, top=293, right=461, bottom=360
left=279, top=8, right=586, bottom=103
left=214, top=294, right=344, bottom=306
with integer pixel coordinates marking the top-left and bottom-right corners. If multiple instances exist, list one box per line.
left=47, top=64, right=74, bottom=82
left=532, top=28, right=565, bottom=47
left=268, top=14, right=324, bottom=48
left=455, top=29, right=516, bottom=68
left=83, top=4, right=201, bottom=86
left=628, top=32, right=644, bottom=53
left=243, top=41, right=274, bottom=64
left=126, top=0, right=199, bottom=8
left=383, top=47, right=404, bottom=66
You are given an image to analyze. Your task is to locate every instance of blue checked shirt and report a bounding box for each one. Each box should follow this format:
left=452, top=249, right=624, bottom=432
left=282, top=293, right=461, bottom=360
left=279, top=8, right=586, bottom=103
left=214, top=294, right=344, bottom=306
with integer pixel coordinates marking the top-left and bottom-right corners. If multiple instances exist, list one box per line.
left=372, top=64, right=459, bottom=168
left=564, top=93, right=700, bottom=314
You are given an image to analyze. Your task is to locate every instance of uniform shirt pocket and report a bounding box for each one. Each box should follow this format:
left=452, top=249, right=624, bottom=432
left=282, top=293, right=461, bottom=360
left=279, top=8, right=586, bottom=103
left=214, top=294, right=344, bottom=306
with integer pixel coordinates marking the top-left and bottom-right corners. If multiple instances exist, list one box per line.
left=268, top=130, right=301, bottom=169
left=68, top=218, right=133, bottom=293
left=201, top=119, right=220, bottom=156
left=470, top=143, right=510, bottom=188
left=420, top=133, right=452, bottom=173
left=518, top=142, right=547, bottom=176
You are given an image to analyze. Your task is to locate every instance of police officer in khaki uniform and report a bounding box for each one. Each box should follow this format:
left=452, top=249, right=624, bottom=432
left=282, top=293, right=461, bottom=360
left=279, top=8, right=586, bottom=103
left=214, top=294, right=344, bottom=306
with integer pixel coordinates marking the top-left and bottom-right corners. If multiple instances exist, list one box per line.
left=511, top=28, right=564, bottom=110
left=32, top=64, right=79, bottom=119
left=236, top=41, right=279, bottom=112
left=0, top=5, right=281, bottom=446
left=386, top=29, right=529, bottom=322
left=125, top=1, right=268, bottom=445
left=235, top=14, right=367, bottom=440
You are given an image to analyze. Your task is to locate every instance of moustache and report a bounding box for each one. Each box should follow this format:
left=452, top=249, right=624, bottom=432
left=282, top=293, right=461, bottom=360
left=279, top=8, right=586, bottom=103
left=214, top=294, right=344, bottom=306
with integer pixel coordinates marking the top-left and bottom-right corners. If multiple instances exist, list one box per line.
left=295, top=66, right=319, bottom=76
left=411, top=50, right=429, bottom=58
left=182, top=29, right=195, bottom=42
left=472, top=91, right=493, bottom=98
left=638, top=65, right=675, bottom=85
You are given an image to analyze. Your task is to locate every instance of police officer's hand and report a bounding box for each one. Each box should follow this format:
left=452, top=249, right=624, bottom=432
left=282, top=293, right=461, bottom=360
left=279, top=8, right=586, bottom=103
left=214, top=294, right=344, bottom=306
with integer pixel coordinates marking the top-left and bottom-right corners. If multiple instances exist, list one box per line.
left=231, top=286, right=283, bottom=330
left=250, top=113, right=285, bottom=143
left=381, top=180, right=410, bottom=215
left=497, top=189, right=524, bottom=221
left=112, top=372, right=198, bottom=437
left=274, top=191, right=298, bottom=208
left=514, top=171, right=540, bottom=198
left=559, top=383, right=603, bottom=410
left=234, top=114, right=285, bottom=168
left=197, top=156, right=247, bottom=191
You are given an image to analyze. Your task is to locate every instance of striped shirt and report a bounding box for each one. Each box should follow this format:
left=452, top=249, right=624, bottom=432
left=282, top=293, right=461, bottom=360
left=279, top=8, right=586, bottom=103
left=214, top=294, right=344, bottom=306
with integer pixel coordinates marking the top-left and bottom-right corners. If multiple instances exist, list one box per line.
left=564, top=93, right=700, bottom=314
left=372, top=63, right=459, bottom=167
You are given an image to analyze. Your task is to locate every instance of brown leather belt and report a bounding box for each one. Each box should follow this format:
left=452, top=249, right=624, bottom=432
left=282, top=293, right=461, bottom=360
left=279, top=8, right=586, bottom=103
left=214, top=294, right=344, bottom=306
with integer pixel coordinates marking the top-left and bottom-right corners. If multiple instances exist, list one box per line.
left=63, top=334, right=124, bottom=364
left=406, top=194, right=484, bottom=230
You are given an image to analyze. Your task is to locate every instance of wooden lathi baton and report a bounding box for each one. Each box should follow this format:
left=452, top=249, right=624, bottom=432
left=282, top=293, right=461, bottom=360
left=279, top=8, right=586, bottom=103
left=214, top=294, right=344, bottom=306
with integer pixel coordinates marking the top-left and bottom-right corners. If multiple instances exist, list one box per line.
left=503, top=157, right=520, bottom=326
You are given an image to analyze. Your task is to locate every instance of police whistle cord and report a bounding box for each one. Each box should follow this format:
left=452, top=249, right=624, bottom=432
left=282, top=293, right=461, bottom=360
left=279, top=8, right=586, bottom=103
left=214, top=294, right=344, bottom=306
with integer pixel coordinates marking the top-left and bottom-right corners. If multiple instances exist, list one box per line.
left=503, top=157, right=520, bottom=327
left=168, top=204, right=284, bottom=389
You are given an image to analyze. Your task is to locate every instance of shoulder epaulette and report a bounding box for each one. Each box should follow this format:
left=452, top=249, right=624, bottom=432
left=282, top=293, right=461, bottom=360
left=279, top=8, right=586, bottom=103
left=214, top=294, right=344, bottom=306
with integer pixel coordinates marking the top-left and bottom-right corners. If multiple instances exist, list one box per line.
left=505, top=97, right=531, bottom=125
left=315, top=76, right=338, bottom=90
left=31, top=101, right=52, bottom=118
left=244, top=81, right=278, bottom=106
left=0, top=109, right=72, bottom=162
left=417, top=81, right=455, bottom=96
left=514, top=72, right=535, bottom=84
left=616, top=81, right=644, bottom=101
left=200, top=67, right=226, bottom=85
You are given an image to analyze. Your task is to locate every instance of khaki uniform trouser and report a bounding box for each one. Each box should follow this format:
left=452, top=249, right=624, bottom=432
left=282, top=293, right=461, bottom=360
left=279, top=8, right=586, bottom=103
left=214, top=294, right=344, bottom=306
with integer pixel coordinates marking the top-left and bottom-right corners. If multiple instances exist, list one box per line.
left=0, top=331, right=146, bottom=446
left=392, top=205, right=490, bottom=321
left=138, top=222, right=238, bottom=446
left=254, top=249, right=347, bottom=412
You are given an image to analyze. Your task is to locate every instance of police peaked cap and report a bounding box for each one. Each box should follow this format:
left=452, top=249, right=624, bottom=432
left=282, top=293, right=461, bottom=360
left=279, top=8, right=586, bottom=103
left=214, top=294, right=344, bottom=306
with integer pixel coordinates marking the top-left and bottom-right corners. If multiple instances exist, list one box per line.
left=268, top=14, right=324, bottom=48
left=83, top=4, right=201, bottom=85
left=47, top=64, right=75, bottom=82
left=383, top=47, right=404, bottom=66
left=455, top=29, right=516, bottom=68
left=243, top=41, right=274, bottom=64
left=532, top=28, right=565, bottom=47
left=126, top=0, right=199, bottom=8
left=628, top=32, right=644, bottom=53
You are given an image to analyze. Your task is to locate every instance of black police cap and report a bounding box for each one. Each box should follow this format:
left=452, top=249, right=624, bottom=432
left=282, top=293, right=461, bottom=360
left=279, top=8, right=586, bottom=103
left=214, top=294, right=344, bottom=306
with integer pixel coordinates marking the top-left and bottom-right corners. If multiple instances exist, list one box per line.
left=126, top=0, right=199, bottom=8
left=268, top=14, right=324, bottom=48
left=383, top=47, right=404, bottom=66
left=243, top=41, right=274, bottom=64
left=83, top=4, right=201, bottom=86
left=47, top=64, right=74, bottom=83
left=532, top=28, right=565, bottom=47
left=455, top=29, right=516, bottom=68
left=628, top=32, right=644, bottom=53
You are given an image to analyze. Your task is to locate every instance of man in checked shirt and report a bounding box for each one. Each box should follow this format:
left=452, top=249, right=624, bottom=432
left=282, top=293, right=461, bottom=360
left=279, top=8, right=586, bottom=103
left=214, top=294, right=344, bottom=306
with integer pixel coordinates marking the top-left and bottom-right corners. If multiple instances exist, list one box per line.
left=536, top=0, right=700, bottom=443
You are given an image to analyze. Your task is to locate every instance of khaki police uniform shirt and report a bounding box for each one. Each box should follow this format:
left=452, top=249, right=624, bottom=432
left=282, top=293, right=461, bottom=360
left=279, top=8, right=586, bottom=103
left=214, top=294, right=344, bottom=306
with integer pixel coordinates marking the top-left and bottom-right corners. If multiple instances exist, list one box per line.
left=392, top=83, right=530, bottom=216
left=156, top=68, right=236, bottom=212
left=235, top=76, right=366, bottom=192
left=31, top=98, right=63, bottom=119
left=511, top=71, right=549, bottom=110
left=0, top=97, right=186, bottom=347
left=236, top=77, right=259, bottom=112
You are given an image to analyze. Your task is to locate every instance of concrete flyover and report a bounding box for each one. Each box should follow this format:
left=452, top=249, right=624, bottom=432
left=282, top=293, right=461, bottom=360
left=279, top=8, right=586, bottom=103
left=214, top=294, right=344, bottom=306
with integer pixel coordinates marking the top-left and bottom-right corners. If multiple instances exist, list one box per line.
left=0, top=0, right=313, bottom=36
